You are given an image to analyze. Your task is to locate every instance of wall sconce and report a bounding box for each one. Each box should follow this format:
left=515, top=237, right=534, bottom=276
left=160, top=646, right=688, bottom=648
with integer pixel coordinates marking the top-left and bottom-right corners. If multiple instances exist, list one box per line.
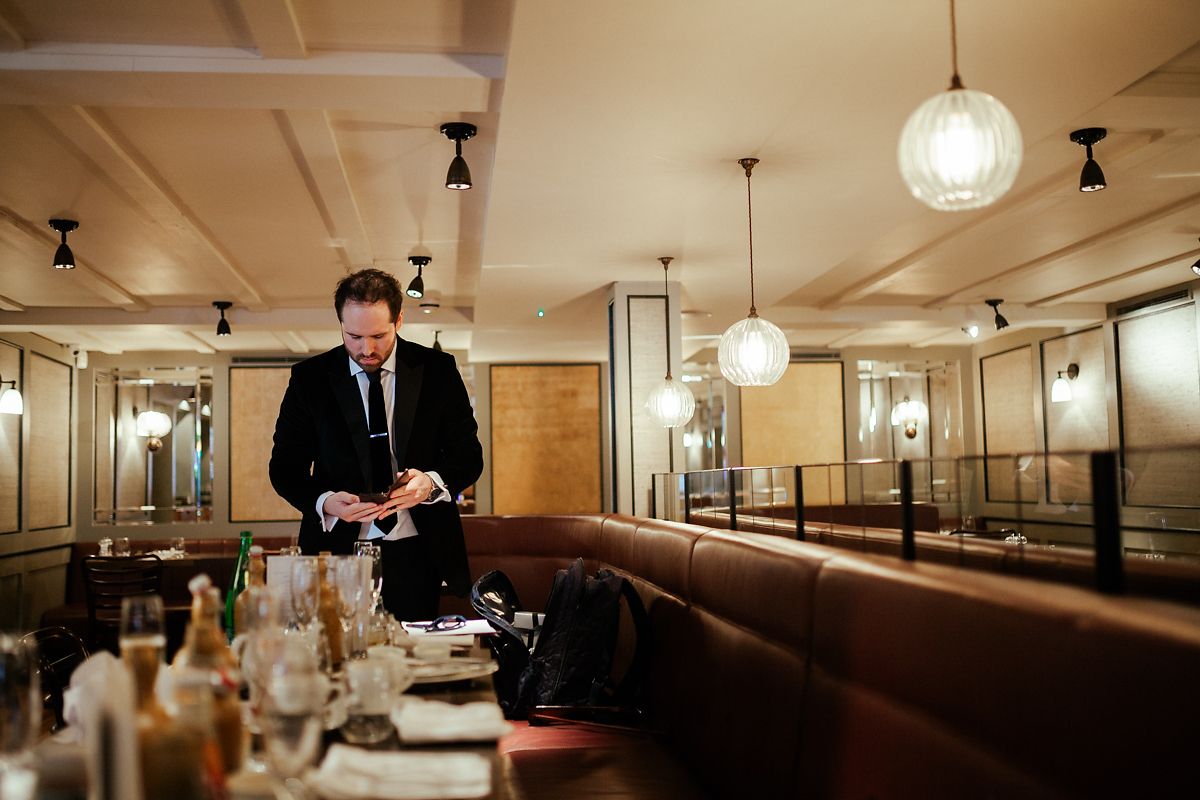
left=213, top=301, right=233, bottom=336
left=890, top=396, right=928, bottom=440
left=133, top=405, right=172, bottom=451
left=1051, top=363, right=1079, bottom=403
left=440, top=122, right=477, bottom=190
left=1069, top=128, right=1107, bottom=192
left=49, top=219, right=79, bottom=270
left=407, top=256, right=430, bottom=299
left=0, top=374, right=23, bottom=415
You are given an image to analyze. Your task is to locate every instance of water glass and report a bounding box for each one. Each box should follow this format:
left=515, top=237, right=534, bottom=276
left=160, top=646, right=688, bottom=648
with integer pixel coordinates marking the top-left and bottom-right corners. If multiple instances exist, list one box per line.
left=171, top=536, right=187, bottom=554
left=340, top=660, right=398, bottom=745
left=260, top=637, right=326, bottom=785
left=331, top=556, right=367, bottom=657
left=354, top=542, right=383, bottom=612
left=113, top=536, right=131, bottom=557
left=0, top=633, right=40, bottom=800
left=278, top=545, right=301, bottom=557
left=290, top=558, right=320, bottom=631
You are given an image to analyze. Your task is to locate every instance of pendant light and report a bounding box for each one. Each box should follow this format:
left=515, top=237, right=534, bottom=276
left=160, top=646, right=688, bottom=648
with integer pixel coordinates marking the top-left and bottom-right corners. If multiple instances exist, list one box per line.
left=645, top=257, right=696, bottom=428
left=897, top=0, right=1023, bottom=211
left=717, top=158, right=789, bottom=387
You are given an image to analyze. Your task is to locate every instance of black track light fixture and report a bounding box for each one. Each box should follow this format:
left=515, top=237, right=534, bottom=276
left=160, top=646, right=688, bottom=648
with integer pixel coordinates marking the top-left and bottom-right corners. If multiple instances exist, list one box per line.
left=432, top=330, right=443, bottom=352
left=407, top=255, right=430, bottom=298
left=49, top=219, right=79, bottom=269
left=440, top=122, right=477, bottom=190
left=213, top=301, right=233, bottom=336
left=985, top=298, right=1009, bottom=331
left=1191, top=238, right=1200, bottom=277
left=1070, top=128, right=1107, bottom=192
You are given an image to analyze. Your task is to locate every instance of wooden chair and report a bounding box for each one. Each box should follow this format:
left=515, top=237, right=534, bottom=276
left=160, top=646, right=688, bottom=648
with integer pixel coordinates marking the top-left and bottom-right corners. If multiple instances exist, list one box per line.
left=80, top=554, right=163, bottom=654
left=21, top=626, right=90, bottom=732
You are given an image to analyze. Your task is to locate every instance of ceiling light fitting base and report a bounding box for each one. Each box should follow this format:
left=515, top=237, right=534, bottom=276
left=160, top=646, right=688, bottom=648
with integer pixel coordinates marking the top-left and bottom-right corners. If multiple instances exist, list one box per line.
left=49, top=219, right=79, bottom=236
left=1069, top=128, right=1107, bottom=147
left=440, top=123, right=476, bottom=142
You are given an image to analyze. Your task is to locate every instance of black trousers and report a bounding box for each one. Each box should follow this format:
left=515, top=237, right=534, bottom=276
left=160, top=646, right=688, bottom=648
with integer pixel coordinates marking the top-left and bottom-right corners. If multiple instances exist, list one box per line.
left=378, top=535, right=442, bottom=622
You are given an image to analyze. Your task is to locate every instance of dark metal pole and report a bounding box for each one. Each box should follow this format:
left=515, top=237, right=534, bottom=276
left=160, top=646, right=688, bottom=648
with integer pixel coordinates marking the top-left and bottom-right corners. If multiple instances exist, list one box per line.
left=900, top=460, right=916, bottom=561
left=682, top=473, right=691, bottom=526
left=1091, top=450, right=1124, bottom=595
left=793, top=465, right=805, bottom=541
left=728, top=469, right=739, bottom=531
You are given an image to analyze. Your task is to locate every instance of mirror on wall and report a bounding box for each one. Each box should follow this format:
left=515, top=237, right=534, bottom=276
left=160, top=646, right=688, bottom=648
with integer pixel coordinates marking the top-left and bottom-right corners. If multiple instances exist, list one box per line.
left=679, top=370, right=727, bottom=472
left=93, top=367, right=214, bottom=524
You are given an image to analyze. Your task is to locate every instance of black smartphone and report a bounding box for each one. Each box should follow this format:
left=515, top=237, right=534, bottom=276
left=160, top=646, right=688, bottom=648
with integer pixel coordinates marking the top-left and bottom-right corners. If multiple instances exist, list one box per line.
left=358, top=471, right=411, bottom=504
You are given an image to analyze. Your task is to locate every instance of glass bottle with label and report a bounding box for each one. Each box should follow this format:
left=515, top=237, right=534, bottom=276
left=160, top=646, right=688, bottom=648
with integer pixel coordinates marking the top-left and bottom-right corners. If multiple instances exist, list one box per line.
left=225, top=531, right=253, bottom=642
left=233, top=544, right=267, bottom=637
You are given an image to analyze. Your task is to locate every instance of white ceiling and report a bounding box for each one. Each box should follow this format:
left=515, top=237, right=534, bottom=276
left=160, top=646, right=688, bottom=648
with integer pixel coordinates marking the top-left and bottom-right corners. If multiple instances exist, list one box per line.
left=0, top=0, right=1198, bottom=366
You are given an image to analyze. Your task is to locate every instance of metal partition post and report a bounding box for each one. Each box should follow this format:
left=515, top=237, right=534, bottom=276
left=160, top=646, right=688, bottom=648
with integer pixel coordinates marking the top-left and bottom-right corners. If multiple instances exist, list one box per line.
left=728, top=469, right=738, bottom=531
left=793, top=465, right=805, bottom=541
left=900, top=460, right=916, bottom=561
left=1090, top=451, right=1124, bottom=595
left=682, top=473, right=691, bottom=526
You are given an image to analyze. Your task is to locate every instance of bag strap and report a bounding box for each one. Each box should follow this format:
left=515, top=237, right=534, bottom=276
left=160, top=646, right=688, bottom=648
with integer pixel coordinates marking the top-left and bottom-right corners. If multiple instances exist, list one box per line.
left=610, top=575, right=651, bottom=707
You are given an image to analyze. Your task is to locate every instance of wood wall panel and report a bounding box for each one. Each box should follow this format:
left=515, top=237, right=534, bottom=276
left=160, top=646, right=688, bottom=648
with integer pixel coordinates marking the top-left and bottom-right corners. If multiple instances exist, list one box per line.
left=28, top=354, right=70, bottom=529
left=230, top=366, right=301, bottom=522
left=981, top=346, right=1039, bottom=502
left=1042, top=328, right=1107, bottom=506
left=491, top=364, right=601, bottom=515
left=1117, top=305, right=1200, bottom=507
left=741, top=362, right=845, bottom=504
left=0, top=342, right=19, bottom=532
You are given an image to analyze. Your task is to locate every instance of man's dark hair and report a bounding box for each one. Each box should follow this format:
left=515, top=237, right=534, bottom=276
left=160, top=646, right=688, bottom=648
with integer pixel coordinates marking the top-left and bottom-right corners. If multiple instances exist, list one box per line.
left=334, top=269, right=404, bottom=320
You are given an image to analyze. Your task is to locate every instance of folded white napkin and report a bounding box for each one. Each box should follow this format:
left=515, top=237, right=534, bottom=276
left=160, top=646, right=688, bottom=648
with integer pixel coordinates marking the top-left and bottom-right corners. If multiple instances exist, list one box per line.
left=310, top=743, right=490, bottom=799
left=146, top=548, right=185, bottom=560
left=391, top=698, right=512, bottom=744
left=61, top=652, right=144, bottom=800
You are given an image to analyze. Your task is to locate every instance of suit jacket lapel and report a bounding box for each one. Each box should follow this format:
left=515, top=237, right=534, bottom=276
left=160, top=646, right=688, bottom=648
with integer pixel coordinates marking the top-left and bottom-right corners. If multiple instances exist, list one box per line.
left=392, top=339, right=423, bottom=468
left=329, top=351, right=370, bottom=489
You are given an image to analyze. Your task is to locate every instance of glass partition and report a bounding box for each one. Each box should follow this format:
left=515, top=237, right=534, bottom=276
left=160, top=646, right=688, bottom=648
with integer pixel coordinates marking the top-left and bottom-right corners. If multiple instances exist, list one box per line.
left=93, top=367, right=214, bottom=524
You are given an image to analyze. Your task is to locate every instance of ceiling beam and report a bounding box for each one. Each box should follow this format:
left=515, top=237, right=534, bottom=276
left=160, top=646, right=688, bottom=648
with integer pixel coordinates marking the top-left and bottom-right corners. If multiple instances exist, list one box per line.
left=272, top=330, right=311, bottom=354
left=55, top=106, right=270, bottom=310
left=183, top=331, right=217, bottom=354
left=0, top=206, right=145, bottom=309
left=0, top=9, right=23, bottom=51
left=236, top=0, right=307, bottom=59
left=1031, top=244, right=1200, bottom=306
left=275, top=109, right=372, bottom=269
left=0, top=293, right=24, bottom=311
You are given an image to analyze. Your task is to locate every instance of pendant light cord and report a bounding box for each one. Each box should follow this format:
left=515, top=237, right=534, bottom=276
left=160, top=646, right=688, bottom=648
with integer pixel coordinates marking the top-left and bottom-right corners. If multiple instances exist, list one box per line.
left=659, top=257, right=673, bottom=380
left=739, top=158, right=759, bottom=316
left=948, top=0, right=963, bottom=89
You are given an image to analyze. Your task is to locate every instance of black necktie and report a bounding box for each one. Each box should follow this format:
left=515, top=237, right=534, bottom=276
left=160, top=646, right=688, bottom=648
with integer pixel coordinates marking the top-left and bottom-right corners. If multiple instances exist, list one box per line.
left=366, top=369, right=396, bottom=533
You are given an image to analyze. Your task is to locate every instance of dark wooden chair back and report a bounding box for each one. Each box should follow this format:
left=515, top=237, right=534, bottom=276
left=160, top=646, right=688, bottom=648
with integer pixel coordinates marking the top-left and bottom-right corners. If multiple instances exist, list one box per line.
left=81, top=555, right=163, bottom=654
left=21, top=625, right=90, bottom=732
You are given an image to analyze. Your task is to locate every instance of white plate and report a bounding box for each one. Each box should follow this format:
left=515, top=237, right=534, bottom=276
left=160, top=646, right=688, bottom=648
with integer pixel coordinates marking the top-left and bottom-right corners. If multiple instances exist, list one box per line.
left=407, top=657, right=498, bottom=684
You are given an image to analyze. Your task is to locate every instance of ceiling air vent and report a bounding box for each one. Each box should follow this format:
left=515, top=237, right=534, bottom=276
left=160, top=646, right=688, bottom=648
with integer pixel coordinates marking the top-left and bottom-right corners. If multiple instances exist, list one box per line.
left=1114, top=288, right=1191, bottom=318
left=789, top=349, right=841, bottom=360
left=232, top=356, right=306, bottom=365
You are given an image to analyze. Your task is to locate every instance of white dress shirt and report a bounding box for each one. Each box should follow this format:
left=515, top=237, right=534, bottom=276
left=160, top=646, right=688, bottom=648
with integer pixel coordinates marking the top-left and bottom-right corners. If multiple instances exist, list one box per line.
left=314, top=346, right=450, bottom=541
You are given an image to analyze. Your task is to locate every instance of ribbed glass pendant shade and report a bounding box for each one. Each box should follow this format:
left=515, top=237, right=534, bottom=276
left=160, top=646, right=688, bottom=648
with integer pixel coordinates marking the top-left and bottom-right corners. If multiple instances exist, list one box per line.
left=898, top=87, right=1022, bottom=211
left=645, top=377, right=695, bottom=428
left=718, top=314, right=789, bottom=387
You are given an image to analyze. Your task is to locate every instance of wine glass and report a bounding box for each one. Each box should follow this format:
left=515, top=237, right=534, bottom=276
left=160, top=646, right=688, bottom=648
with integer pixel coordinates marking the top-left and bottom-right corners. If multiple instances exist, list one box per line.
left=120, top=594, right=166, bottom=714
left=353, top=542, right=383, bottom=613
left=332, top=556, right=366, bottom=658
left=290, top=558, right=320, bottom=632
left=0, top=633, right=40, bottom=800
left=260, top=637, right=325, bottom=799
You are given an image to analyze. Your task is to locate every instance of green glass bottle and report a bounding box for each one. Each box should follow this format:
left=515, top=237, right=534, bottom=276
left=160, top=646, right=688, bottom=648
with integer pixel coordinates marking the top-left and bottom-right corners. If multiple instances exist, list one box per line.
left=224, top=530, right=252, bottom=642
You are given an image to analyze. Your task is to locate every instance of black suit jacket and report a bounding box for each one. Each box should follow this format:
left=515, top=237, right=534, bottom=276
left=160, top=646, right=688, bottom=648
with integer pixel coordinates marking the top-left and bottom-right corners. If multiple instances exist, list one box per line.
left=269, top=339, right=483, bottom=595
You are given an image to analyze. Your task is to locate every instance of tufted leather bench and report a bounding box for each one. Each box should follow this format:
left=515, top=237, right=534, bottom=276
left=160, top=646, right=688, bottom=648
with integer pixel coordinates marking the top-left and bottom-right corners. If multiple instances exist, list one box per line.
left=454, top=514, right=1200, bottom=799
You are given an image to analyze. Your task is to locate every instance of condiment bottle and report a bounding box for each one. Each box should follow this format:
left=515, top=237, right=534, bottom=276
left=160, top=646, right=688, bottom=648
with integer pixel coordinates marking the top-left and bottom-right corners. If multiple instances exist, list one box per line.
left=317, top=551, right=344, bottom=666
left=233, top=544, right=266, bottom=636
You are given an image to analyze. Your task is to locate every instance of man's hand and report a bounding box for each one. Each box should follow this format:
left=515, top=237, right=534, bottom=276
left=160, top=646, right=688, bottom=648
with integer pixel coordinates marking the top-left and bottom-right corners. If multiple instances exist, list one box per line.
left=322, top=491, right=388, bottom=523
left=377, top=468, right=436, bottom=516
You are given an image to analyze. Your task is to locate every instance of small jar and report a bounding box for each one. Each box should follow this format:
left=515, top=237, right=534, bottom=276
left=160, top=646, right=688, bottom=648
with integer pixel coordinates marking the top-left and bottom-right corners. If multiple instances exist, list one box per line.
left=98, top=537, right=113, bottom=556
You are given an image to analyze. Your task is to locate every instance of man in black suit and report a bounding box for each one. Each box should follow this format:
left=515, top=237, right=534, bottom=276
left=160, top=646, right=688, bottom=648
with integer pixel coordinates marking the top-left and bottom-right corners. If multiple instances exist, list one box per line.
left=269, top=269, right=482, bottom=620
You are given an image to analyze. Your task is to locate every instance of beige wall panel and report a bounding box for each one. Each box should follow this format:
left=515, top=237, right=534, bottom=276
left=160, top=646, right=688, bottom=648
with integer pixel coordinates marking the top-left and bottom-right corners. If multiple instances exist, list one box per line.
left=115, top=385, right=146, bottom=509
left=741, top=362, right=845, bottom=504
left=93, top=379, right=114, bottom=516
left=0, top=342, right=19, bottom=532
left=628, top=297, right=670, bottom=516
left=1042, top=328, right=1108, bottom=506
left=28, top=354, right=71, bottom=529
left=0, top=572, right=18, bottom=629
left=981, top=346, right=1039, bottom=502
left=231, top=367, right=301, bottom=522
left=1117, top=305, right=1200, bottom=507
left=491, top=364, right=601, bottom=515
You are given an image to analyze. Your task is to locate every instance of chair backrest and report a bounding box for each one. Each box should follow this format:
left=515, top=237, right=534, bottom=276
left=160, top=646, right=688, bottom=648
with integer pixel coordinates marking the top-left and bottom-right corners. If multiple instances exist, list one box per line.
left=81, top=555, right=163, bottom=653
left=21, top=626, right=90, bottom=732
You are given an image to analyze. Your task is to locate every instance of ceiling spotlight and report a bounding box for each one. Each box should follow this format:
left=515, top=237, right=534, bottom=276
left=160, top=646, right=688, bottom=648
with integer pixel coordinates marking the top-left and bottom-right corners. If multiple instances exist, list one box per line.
left=1070, top=128, right=1107, bottom=192
left=962, top=324, right=980, bottom=338
left=407, top=256, right=430, bottom=299
left=1191, top=239, right=1200, bottom=277
left=419, top=302, right=440, bottom=314
left=432, top=330, right=443, bottom=352
left=985, top=298, right=1009, bottom=330
left=440, top=122, right=477, bottom=190
left=49, top=219, right=79, bottom=269
left=213, top=301, right=232, bottom=336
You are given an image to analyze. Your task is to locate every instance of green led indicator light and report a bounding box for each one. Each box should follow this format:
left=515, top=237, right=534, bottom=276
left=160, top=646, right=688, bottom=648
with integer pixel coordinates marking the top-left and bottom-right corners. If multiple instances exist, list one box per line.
left=537, top=308, right=545, bottom=318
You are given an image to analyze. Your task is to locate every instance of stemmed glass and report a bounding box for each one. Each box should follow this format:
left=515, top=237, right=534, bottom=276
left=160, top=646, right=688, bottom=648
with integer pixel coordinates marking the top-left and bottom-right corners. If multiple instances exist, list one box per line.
left=353, top=542, right=383, bottom=613
left=0, top=633, right=40, bottom=800
left=332, top=556, right=367, bottom=659
left=290, top=558, right=320, bottom=632
left=259, top=636, right=325, bottom=800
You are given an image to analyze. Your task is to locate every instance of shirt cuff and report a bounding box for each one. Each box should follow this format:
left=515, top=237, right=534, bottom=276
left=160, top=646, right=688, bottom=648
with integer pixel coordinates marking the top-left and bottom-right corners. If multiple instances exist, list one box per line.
left=316, top=490, right=339, bottom=530
left=422, top=471, right=452, bottom=504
